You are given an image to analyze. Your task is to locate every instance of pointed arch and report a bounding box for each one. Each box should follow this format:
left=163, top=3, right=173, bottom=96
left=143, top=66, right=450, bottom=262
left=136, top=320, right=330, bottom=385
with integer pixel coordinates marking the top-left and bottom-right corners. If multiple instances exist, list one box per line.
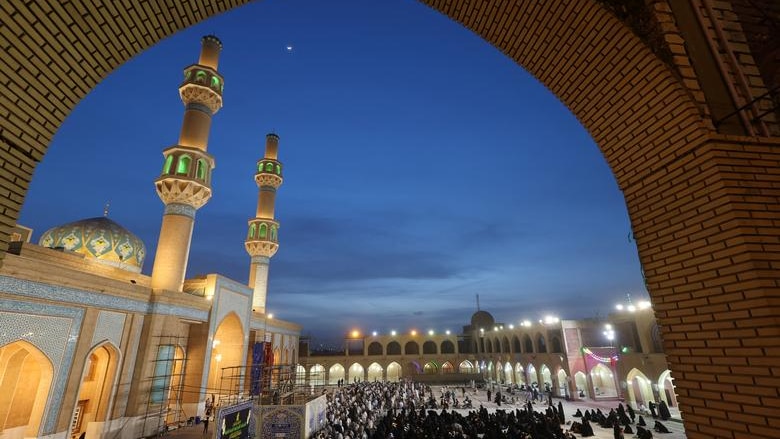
left=309, top=364, right=325, bottom=386
left=295, top=365, right=306, bottom=385
left=514, top=363, right=526, bottom=385
left=556, top=368, right=568, bottom=397
left=423, top=361, right=438, bottom=374
left=523, top=334, right=534, bottom=353
left=328, top=363, right=344, bottom=385
left=536, top=334, right=547, bottom=353
left=0, top=340, right=54, bottom=437
left=176, top=154, right=191, bottom=175
left=658, top=369, right=678, bottom=407
left=540, top=364, right=552, bottom=388
left=348, top=362, right=365, bottom=382
left=442, top=361, right=454, bottom=374
left=458, top=360, right=474, bottom=374
left=590, top=363, right=617, bottom=397
left=367, top=363, right=383, bottom=381
left=485, top=338, right=493, bottom=353
left=512, top=335, right=522, bottom=353
left=502, top=336, right=510, bottom=353
left=550, top=336, right=562, bottom=353
left=575, top=371, right=588, bottom=398
left=386, top=362, right=402, bottom=382
left=440, top=340, right=455, bottom=354
left=504, top=362, right=514, bottom=384
left=162, top=154, right=174, bottom=174
left=627, top=368, right=654, bottom=409
left=196, top=158, right=207, bottom=180
left=527, top=364, right=538, bottom=385
left=422, top=340, right=437, bottom=355
left=209, top=312, right=244, bottom=392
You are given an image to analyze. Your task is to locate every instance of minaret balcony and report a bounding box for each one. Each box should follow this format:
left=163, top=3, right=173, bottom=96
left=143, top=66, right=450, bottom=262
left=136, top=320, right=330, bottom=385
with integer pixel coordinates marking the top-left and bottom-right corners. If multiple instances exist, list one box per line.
left=246, top=219, right=279, bottom=242
left=155, top=176, right=212, bottom=209
left=255, top=159, right=283, bottom=188
left=245, top=240, right=279, bottom=258
left=179, top=65, right=224, bottom=114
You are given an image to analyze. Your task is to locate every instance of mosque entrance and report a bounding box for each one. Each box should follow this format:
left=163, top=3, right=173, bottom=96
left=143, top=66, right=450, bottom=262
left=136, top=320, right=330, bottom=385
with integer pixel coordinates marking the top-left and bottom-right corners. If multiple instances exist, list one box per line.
left=0, top=341, right=53, bottom=438
left=70, top=344, right=120, bottom=439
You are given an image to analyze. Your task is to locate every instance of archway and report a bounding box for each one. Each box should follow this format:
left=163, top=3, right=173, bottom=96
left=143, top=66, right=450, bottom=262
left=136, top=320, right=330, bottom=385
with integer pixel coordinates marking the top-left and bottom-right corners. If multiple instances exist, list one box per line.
left=423, top=361, right=438, bottom=375
left=514, top=363, right=526, bottom=385
left=386, top=341, right=401, bottom=355
left=295, top=365, right=306, bottom=385
left=458, top=360, right=474, bottom=374
left=71, top=343, right=121, bottom=439
left=309, top=364, right=325, bottom=386
left=495, top=361, right=504, bottom=383
left=504, top=363, right=514, bottom=384
left=0, top=341, right=53, bottom=438
left=527, top=364, right=537, bottom=386
left=386, top=362, right=402, bottom=382
left=575, top=371, right=589, bottom=399
left=441, top=361, right=454, bottom=374
left=590, top=363, right=617, bottom=398
left=658, top=370, right=678, bottom=407
left=512, top=336, right=522, bottom=354
left=540, top=365, right=552, bottom=390
left=523, top=335, right=533, bottom=353
left=627, top=368, right=654, bottom=410
left=367, top=362, right=383, bottom=382
left=348, top=362, right=365, bottom=383
left=440, top=340, right=455, bottom=354
left=536, top=334, right=547, bottom=353
left=556, top=368, right=568, bottom=398
left=422, top=341, right=437, bottom=355
left=209, top=312, right=245, bottom=393
left=367, top=342, right=383, bottom=355
left=4, top=2, right=780, bottom=437
left=404, top=341, right=419, bottom=356
left=328, top=364, right=345, bottom=385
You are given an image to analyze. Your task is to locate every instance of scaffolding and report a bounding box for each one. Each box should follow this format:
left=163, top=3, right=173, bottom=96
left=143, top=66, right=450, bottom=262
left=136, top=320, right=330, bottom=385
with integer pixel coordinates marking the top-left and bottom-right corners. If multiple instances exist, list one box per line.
left=141, top=334, right=189, bottom=438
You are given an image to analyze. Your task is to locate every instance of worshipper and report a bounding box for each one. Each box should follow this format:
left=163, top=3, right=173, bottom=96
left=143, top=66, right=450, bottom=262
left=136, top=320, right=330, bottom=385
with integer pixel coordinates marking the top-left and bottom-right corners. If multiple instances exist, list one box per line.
left=637, top=425, right=654, bottom=439
left=627, top=404, right=636, bottom=423
left=558, top=400, right=565, bottom=424
left=649, top=401, right=658, bottom=418
left=613, top=421, right=624, bottom=439
left=654, top=420, right=671, bottom=433
left=658, top=400, right=671, bottom=420
left=624, top=424, right=634, bottom=434
left=580, top=418, right=595, bottom=437
left=494, top=390, right=502, bottom=407
left=487, top=389, right=492, bottom=403
left=638, top=415, right=647, bottom=426
left=573, top=408, right=583, bottom=418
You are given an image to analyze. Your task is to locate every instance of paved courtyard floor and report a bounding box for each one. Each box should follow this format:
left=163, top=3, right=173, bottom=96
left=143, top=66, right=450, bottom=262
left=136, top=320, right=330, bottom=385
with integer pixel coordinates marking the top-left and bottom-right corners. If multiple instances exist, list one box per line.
left=166, top=385, right=687, bottom=438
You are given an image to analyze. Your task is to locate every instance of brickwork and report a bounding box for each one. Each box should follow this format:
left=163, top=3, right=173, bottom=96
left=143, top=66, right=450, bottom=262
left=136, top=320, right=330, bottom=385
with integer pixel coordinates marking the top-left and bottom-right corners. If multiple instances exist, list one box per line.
left=0, top=0, right=779, bottom=437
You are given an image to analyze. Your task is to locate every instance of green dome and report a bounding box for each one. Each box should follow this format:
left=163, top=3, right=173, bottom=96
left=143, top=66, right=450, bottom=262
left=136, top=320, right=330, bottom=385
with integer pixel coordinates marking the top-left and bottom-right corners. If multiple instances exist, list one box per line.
left=39, top=217, right=146, bottom=273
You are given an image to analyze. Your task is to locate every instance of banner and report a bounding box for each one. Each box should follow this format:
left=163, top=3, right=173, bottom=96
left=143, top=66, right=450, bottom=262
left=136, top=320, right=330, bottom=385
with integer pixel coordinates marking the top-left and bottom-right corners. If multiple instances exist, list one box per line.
left=216, top=401, right=254, bottom=439
left=250, top=342, right=264, bottom=396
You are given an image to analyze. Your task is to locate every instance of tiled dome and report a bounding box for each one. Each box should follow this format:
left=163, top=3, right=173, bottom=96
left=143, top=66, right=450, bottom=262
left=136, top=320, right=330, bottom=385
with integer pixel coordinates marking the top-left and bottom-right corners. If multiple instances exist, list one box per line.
left=39, top=217, right=146, bottom=273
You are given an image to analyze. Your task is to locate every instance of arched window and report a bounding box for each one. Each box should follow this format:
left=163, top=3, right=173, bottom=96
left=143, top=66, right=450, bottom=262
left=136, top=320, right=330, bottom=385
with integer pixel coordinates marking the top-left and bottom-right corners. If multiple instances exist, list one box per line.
left=248, top=223, right=256, bottom=239
left=404, top=341, right=419, bottom=355
left=195, top=70, right=207, bottom=84
left=367, top=342, right=382, bottom=355
left=537, top=334, right=547, bottom=353
left=440, top=340, right=455, bottom=354
left=551, top=336, right=562, bottom=353
left=422, top=341, right=437, bottom=354
left=513, top=336, right=522, bottom=353
left=259, top=224, right=267, bottom=239
left=211, top=76, right=220, bottom=89
left=270, top=225, right=278, bottom=241
left=162, top=155, right=173, bottom=174
left=196, top=159, right=207, bottom=180
left=386, top=342, right=401, bottom=355
left=275, top=164, right=281, bottom=174
left=523, top=335, right=534, bottom=353
left=176, top=155, right=191, bottom=175
left=266, top=162, right=274, bottom=172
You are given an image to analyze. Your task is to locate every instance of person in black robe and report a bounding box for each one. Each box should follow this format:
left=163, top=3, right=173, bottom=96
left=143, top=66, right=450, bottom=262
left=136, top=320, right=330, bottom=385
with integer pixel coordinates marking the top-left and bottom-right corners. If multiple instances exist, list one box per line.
left=573, top=408, right=583, bottom=418
left=613, top=421, right=624, bottom=439
left=637, top=425, right=654, bottom=439
left=494, top=391, right=502, bottom=407
left=624, top=424, right=634, bottom=434
left=580, top=418, right=595, bottom=437
left=654, top=420, right=671, bottom=433
left=658, top=400, right=671, bottom=420
left=638, top=415, right=647, bottom=426
left=627, top=404, right=636, bottom=423
left=648, top=401, right=657, bottom=418
left=557, top=400, right=565, bottom=424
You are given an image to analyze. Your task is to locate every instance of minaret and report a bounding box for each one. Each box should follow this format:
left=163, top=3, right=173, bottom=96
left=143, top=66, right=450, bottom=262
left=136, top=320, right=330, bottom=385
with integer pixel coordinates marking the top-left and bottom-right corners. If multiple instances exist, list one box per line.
left=245, top=133, right=283, bottom=312
left=150, top=35, right=224, bottom=292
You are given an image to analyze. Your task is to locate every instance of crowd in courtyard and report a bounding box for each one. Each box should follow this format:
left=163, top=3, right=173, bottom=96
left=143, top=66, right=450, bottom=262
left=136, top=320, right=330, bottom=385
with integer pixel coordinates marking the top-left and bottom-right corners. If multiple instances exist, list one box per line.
left=311, top=380, right=682, bottom=439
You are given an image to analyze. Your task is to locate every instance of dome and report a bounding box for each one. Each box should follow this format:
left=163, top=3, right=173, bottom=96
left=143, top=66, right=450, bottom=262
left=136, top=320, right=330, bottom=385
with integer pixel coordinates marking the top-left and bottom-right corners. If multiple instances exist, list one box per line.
left=39, top=217, right=146, bottom=273
left=470, top=310, right=495, bottom=329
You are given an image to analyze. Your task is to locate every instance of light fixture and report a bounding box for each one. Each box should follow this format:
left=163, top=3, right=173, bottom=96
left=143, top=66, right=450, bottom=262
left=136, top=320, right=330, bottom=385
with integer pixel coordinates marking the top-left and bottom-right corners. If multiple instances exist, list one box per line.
left=428, top=330, right=434, bottom=336
left=215, top=353, right=222, bottom=362
left=390, top=330, right=397, bottom=336
left=212, top=339, right=221, bottom=348
left=372, top=331, right=378, bottom=336
left=410, top=330, right=417, bottom=336
left=508, top=324, right=514, bottom=329
left=351, top=330, right=360, bottom=338
left=445, top=330, right=451, bottom=335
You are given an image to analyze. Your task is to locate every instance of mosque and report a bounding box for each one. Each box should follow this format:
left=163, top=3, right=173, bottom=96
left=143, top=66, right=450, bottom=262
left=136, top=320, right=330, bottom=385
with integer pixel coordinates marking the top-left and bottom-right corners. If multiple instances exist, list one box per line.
left=0, top=35, right=679, bottom=439
left=0, top=36, right=301, bottom=439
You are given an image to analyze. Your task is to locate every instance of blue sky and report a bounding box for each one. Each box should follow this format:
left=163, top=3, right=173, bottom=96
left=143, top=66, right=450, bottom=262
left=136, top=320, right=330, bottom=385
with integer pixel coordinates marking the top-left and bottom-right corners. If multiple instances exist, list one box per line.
left=19, top=0, right=648, bottom=343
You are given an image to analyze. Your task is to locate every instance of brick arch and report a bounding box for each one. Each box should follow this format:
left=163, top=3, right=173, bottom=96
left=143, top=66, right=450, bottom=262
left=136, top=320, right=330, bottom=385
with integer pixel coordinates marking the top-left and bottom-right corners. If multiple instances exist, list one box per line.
left=1, top=2, right=778, bottom=437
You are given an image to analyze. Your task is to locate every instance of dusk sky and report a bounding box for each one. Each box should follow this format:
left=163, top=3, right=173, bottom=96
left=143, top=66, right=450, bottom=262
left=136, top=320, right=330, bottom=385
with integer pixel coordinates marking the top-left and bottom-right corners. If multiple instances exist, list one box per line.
left=19, top=0, right=648, bottom=343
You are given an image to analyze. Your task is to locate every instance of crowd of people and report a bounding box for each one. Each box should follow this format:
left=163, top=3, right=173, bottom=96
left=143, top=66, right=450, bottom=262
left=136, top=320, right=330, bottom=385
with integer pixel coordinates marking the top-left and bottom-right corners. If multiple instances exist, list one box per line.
left=310, top=380, right=677, bottom=438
